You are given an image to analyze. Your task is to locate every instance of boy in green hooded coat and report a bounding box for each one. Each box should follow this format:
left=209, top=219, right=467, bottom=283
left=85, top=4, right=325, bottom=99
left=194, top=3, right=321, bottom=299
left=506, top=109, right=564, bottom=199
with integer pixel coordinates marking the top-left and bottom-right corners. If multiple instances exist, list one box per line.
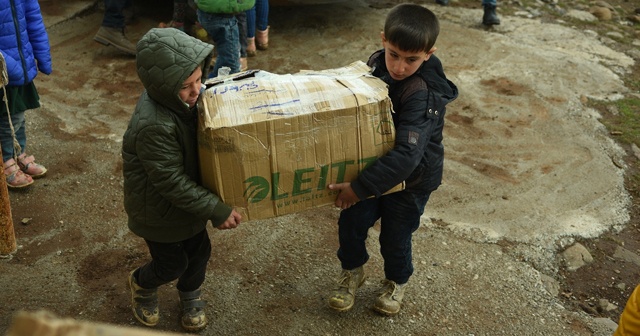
left=122, top=27, right=242, bottom=332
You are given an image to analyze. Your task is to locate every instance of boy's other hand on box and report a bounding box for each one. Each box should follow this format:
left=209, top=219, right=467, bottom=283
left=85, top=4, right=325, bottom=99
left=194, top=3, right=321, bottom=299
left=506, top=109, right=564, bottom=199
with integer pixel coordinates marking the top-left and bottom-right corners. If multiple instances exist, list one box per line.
left=217, top=209, right=242, bottom=230
left=328, top=183, right=359, bottom=210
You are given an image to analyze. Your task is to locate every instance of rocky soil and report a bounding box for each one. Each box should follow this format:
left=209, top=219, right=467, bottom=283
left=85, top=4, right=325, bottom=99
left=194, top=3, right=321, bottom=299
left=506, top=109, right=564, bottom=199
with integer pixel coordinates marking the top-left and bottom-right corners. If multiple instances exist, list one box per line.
left=1, top=0, right=639, bottom=335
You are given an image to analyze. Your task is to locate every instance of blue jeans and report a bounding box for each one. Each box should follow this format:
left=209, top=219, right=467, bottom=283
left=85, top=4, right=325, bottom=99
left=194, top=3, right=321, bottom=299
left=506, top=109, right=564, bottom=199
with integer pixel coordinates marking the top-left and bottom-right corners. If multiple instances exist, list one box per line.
left=197, top=10, right=240, bottom=77
left=237, top=13, right=247, bottom=58
left=246, top=0, right=269, bottom=38
left=102, top=0, right=131, bottom=28
left=137, top=229, right=212, bottom=292
left=337, top=190, right=431, bottom=284
left=482, top=0, right=497, bottom=6
left=0, top=110, right=26, bottom=162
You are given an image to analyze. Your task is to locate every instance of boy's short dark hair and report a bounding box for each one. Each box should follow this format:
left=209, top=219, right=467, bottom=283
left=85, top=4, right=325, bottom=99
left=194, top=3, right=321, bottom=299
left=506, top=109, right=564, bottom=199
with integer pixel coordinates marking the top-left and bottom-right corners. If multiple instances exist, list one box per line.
left=384, top=4, right=440, bottom=53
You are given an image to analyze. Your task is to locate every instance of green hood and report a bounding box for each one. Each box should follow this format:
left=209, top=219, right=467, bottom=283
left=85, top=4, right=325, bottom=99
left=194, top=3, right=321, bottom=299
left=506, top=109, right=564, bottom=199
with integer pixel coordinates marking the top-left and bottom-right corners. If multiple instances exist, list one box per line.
left=135, top=28, right=214, bottom=114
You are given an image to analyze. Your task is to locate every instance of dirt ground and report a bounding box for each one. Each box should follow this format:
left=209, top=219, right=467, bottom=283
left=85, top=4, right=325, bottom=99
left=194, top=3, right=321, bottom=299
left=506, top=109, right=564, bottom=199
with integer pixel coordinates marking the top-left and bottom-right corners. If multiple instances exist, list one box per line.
left=1, top=0, right=639, bottom=335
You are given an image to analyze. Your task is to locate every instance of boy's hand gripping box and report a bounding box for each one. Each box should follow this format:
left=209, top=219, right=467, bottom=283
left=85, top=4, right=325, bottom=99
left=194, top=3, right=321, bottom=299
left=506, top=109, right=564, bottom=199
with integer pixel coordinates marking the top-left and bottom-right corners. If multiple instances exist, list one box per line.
left=198, top=61, right=403, bottom=221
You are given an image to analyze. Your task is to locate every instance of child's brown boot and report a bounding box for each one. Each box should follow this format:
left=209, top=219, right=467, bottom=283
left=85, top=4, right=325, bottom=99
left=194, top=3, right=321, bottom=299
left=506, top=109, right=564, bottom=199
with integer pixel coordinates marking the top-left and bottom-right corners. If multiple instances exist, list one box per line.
left=327, top=266, right=365, bottom=312
left=372, top=279, right=406, bottom=316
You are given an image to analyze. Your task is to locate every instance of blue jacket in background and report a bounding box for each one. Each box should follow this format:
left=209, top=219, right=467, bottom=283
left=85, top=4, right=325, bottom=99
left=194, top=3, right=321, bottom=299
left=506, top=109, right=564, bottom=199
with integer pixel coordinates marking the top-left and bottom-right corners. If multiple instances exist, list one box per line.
left=0, top=0, right=52, bottom=86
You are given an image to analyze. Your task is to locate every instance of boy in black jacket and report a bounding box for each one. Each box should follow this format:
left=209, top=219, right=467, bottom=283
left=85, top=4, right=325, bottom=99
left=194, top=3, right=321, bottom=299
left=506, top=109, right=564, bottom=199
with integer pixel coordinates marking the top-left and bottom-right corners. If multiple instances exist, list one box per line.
left=327, top=3, right=458, bottom=316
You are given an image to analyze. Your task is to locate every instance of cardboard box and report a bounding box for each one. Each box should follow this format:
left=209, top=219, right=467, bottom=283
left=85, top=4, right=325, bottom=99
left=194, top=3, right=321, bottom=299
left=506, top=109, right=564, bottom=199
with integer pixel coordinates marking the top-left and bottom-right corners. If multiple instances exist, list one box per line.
left=198, top=61, right=402, bottom=220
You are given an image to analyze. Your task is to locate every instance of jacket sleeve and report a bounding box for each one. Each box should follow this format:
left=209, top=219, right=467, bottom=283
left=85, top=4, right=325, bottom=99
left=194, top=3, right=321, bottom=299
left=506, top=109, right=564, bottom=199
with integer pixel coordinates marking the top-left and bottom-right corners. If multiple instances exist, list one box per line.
left=0, top=50, right=22, bottom=83
left=135, top=124, right=232, bottom=226
left=25, top=0, right=52, bottom=75
left=351, top=89, right=433, bottom=199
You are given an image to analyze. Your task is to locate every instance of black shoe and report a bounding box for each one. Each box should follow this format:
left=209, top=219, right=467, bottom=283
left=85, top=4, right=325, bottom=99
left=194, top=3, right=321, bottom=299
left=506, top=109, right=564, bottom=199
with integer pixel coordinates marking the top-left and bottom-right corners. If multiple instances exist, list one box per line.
left=436, top=0, right=449, bottom=5
left=482, top=5, right=501, bottom=25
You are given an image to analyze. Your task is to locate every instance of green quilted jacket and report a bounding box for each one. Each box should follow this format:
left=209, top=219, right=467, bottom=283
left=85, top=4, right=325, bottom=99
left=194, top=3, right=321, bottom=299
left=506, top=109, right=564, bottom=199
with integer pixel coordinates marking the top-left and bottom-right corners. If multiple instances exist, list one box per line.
left=122, top=28, right=232, bottom=243
left=196, top=0, right=255, bottom=14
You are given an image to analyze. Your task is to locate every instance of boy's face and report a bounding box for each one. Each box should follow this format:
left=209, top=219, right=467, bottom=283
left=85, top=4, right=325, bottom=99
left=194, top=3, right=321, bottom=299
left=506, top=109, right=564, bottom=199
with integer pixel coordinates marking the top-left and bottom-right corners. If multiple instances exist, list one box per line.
left=381, top=33, right=436, bottom=81
left=179, top=66, right=203, bottom=108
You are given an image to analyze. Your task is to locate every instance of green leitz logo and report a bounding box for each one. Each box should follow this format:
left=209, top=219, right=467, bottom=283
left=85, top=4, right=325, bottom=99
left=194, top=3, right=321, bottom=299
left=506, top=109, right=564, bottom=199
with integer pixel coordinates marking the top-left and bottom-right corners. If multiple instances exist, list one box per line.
left=243, top=176, right=270, bottom=203
left=242, top=157, right=379, bottom=203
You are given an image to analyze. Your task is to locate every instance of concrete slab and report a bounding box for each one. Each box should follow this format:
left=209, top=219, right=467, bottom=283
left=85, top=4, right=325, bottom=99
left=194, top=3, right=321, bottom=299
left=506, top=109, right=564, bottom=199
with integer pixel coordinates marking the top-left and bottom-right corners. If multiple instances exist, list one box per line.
left=39, top=0, right=97, bottom=29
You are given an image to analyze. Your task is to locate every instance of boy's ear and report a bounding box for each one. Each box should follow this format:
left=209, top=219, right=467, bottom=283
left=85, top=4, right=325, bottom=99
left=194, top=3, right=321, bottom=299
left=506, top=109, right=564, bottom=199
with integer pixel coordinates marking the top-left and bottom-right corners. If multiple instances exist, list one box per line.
left=424, top=47, right=437, bottom=61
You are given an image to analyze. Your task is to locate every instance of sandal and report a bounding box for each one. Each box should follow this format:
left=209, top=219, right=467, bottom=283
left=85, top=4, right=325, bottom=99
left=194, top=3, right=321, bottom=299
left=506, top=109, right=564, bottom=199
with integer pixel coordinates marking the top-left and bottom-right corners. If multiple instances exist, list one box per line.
left=4, top=158, right=33, bottom=189
left=179, top=289, right=207, bottom=332
left=17, top=153, right=47, bottom=178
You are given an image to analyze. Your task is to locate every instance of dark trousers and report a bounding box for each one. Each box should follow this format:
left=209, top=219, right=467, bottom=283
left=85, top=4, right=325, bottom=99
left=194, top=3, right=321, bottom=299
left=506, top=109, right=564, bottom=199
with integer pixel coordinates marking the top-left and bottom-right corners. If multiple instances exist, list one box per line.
left=102, top=0, right=131, bottom=28
left=137, top=229, right=212, bottom=292
left=337, top=190, right=431, bottom=284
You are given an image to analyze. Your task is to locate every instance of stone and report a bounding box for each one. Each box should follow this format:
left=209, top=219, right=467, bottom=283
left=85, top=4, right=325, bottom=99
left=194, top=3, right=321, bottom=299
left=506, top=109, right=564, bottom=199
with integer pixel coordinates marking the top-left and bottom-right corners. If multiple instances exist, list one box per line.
left=540, top=274, right=560, bottom=296
left=562, top=243, right=593, bottom=271
left=631, top=144, right=640, bottom=160
left=613, top=246, right=640, bottom=267
left=593, top=1, right=615, bottom=11
left=565, top=9, right=598, bottom=22
left=589, top=6, right=613, bottom=21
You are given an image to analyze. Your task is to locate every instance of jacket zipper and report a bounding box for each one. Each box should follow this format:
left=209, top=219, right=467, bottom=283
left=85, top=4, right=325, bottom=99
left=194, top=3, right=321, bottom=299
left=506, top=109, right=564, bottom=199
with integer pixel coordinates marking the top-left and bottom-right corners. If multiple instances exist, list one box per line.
left=10, top=0, right=29, bottom=86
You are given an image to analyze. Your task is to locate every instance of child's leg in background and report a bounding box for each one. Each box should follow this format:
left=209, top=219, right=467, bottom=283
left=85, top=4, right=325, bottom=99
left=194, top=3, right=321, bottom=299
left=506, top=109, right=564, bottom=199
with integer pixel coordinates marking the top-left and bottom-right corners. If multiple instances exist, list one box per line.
left=159, top=0, right=187, bottom=29
left=0, top=82, right=41, bottom=161
left=245, top=6, right=257, bottom=56
left=237, top=13, right=247, bottom=57
left=196, top=11, right=240, bottom=77
left=0, top=110, right=26, bottom=162
left=173, top=0, right=187, bottom=25
left=246, top=6, right=256, bottom=39
left=378, top=191, right=431, bottom=284
left=102, top=0, right=128, bottom=29
left=0, top=83, right=45, bottom=182
left=254, top=0, right=269, bottom=50
left=236, top=12, right=248, bottom=70
left=0, top=109, right=35, bottom=187
left=255, top=0, right=269, bottom=32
